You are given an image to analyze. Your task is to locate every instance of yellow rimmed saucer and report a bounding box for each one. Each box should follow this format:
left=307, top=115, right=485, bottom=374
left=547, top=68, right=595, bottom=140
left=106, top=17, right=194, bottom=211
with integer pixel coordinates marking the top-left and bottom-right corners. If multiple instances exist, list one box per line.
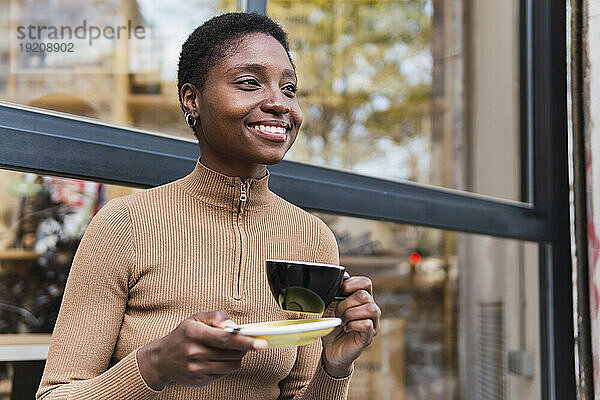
left=224, top=317, right=342, bottom=348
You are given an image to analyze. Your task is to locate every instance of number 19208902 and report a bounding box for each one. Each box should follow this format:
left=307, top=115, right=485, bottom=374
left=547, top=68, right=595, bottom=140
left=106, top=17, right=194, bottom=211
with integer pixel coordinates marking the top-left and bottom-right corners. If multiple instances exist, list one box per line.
left=19, top=42, right=74, bottom=53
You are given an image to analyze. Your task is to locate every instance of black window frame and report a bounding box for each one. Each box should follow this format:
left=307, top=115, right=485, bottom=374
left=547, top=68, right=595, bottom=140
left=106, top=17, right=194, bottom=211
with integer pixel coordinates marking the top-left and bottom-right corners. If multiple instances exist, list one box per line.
left=0, top=0, right=577, bottom=398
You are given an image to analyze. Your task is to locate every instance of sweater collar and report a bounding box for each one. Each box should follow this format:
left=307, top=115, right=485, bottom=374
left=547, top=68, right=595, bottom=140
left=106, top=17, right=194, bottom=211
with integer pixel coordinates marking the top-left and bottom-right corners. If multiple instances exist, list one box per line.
left=177, top=158, right=274, bottom=212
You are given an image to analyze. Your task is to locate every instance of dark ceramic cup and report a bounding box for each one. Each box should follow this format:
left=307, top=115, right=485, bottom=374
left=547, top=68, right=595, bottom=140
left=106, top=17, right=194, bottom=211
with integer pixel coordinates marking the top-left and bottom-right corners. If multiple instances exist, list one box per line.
left=266, top=259, right=348, bottom=314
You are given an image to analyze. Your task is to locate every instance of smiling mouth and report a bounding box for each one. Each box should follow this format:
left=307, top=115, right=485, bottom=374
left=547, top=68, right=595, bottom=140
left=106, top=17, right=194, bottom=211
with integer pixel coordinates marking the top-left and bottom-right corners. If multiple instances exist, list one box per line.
left=247, top=123, right=289, bottom=142
left=249, top=123, right=288, bottom=134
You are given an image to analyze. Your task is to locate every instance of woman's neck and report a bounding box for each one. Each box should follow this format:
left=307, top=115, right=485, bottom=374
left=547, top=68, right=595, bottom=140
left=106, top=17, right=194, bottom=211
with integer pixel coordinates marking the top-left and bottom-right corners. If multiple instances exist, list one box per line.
left=198, top=156, right=268, bottom=180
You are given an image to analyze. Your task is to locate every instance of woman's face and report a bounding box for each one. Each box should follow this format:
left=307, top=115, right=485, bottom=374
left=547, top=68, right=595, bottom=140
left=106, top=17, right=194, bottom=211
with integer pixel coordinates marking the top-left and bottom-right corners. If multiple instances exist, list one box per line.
left=183, top=32, right=303, bottom=177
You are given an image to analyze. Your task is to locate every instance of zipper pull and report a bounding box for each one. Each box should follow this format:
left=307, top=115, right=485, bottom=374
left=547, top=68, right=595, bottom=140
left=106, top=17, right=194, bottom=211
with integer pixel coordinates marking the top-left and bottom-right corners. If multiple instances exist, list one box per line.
left=239, top=181, right=248, bottom=213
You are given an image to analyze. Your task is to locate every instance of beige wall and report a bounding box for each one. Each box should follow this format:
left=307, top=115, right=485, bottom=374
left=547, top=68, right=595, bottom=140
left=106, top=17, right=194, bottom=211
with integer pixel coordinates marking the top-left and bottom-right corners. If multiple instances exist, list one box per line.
left=466, top=0, right=520, bottom=200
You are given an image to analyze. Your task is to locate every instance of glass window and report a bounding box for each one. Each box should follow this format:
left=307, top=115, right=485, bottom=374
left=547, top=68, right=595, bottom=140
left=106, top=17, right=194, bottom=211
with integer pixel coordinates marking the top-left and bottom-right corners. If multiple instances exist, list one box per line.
left=308, top=212, right=540, bottom=399
left=1, top=0, right=523, bottom=200
left=0, top=169, right=540, bottom=398
left=0, top=169, right=141, bottom=398
left=0, top=170, right=139, bottom=336
left=0, top=0, right=237, bottom=140
left=269, top=0, right=523, bottom=201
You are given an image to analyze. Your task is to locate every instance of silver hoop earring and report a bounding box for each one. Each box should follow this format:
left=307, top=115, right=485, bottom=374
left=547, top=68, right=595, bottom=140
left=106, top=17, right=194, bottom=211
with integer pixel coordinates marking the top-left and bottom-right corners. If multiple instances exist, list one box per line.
left=184, top=111, right=197, bottom=128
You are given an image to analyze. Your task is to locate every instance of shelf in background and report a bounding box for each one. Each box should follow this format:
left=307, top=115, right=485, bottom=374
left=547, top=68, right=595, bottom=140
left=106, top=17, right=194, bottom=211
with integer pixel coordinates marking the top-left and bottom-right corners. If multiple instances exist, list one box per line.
left=0, top=334, right=51, bottom=361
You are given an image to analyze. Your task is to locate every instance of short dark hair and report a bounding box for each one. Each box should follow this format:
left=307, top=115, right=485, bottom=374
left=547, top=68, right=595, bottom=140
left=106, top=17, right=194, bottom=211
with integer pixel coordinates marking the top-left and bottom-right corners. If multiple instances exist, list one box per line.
left=177, top=12, right=292, bottom=109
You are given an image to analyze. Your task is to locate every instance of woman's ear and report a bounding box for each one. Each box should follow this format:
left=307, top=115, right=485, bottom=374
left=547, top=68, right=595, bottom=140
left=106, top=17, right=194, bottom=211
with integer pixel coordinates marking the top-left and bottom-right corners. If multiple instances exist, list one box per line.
left=180, top=83, right=200, bottom=118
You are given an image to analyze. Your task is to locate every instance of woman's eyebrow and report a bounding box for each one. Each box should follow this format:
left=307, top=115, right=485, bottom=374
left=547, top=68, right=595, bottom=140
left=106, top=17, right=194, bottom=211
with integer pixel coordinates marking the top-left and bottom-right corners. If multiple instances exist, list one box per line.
left=227, top=63, right=297, bottom=81
left=282, top=68, right=297, bottom=81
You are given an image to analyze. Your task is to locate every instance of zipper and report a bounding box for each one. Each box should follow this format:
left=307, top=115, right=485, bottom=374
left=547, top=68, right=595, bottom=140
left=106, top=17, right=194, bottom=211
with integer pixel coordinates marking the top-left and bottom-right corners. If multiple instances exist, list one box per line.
left=239, top=181, right=248, bottom=213
left=234, top=180, right=248, bottom=299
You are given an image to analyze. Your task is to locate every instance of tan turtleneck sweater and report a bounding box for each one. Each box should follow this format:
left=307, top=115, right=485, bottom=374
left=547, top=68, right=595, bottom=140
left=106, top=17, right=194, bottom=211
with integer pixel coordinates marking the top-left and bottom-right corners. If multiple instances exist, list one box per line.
left=36, top=159, right=352, bottom=400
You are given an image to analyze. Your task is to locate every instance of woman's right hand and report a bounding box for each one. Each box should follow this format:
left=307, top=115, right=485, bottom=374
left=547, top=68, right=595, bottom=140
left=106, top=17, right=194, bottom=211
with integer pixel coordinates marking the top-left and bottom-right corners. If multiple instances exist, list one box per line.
left=137, top=310, right=267, bottom=390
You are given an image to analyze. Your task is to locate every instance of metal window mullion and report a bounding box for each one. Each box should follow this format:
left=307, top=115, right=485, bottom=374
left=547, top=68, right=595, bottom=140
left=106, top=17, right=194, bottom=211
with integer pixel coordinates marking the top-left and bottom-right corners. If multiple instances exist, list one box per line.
left=531, top=0, right=576, bottom=398
left=244, top=0, right=266, bottom=15
left=538, top=241, right=576, bottom=400
left=520, top=0, right=534, bottom=204
left=539, top=244, right=557, bottom=400
left=0, top=104, right=550, bottom=241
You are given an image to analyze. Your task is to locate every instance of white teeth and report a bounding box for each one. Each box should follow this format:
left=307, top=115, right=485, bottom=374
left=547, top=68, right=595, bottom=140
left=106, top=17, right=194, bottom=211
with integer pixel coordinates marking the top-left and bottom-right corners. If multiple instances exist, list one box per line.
left=252, top=124, right=287, bottom=134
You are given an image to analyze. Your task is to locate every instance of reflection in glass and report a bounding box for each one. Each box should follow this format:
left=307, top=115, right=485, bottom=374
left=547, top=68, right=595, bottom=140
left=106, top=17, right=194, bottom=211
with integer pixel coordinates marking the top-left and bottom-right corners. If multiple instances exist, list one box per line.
left=0, top=168, right=540, bottom=398
left=0, top=170, right=137, bottom=334
left=269, top=0, right=522, bottom=201
left=0, top=0, right=237, bottom=139
left=0, top=169, right=138, bottom=398
left=1, top=0, right=522, bottom=201
left=312, top=211, right=456, bottom=399
left=310, top=211, right=540, bottom=400
left=270, top=0, right=433, bottom=184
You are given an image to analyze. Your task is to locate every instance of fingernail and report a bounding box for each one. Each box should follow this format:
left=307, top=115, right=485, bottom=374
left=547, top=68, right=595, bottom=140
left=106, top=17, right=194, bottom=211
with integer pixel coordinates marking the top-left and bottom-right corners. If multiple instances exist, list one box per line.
left=223, top=320, right=238, bottom=329
left=254, top=339, right=268, bottom=349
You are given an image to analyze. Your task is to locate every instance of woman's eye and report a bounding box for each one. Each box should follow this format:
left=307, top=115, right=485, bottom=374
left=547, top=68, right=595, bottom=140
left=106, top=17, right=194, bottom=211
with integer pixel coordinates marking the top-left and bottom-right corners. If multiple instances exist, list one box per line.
left=282, top=84, right=298, bottom=94
left=237, top=78, right=260, bottom=87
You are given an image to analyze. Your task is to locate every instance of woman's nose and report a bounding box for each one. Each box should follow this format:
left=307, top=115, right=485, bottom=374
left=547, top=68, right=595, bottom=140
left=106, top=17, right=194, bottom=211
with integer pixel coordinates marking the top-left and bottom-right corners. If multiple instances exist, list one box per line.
left=261, top=88, right=290, bottom=115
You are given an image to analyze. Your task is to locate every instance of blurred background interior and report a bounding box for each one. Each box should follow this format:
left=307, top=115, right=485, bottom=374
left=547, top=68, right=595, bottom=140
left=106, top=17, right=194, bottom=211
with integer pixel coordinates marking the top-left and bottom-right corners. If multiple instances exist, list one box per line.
left=0, top=0, right=561, bottom=399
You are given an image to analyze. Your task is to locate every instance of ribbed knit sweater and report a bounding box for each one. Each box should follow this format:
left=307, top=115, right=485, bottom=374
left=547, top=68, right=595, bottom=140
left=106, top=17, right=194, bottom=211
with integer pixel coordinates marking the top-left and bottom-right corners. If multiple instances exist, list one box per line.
left=36, top=159, right=352, bottom=399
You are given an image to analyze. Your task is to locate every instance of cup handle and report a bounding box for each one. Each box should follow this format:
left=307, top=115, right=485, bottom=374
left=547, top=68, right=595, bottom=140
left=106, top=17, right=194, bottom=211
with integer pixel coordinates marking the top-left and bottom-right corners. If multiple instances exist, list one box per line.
left=333, top=275, right=350, bottom=301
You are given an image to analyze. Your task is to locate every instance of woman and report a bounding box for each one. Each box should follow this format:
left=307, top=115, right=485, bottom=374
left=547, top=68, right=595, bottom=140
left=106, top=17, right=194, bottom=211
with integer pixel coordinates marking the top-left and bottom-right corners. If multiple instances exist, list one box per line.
left=37, top=12, right=380, bottom=399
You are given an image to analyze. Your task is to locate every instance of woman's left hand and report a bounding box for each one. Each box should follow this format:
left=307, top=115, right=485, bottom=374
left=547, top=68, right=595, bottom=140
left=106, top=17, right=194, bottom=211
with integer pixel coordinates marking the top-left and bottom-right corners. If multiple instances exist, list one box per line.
left=321, top=276, right=381, bottom=377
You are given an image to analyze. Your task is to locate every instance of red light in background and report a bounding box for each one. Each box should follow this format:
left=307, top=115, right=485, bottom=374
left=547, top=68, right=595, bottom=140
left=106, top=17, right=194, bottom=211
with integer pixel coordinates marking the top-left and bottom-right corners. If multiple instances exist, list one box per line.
left=409, top=252, right=421, bottom=265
